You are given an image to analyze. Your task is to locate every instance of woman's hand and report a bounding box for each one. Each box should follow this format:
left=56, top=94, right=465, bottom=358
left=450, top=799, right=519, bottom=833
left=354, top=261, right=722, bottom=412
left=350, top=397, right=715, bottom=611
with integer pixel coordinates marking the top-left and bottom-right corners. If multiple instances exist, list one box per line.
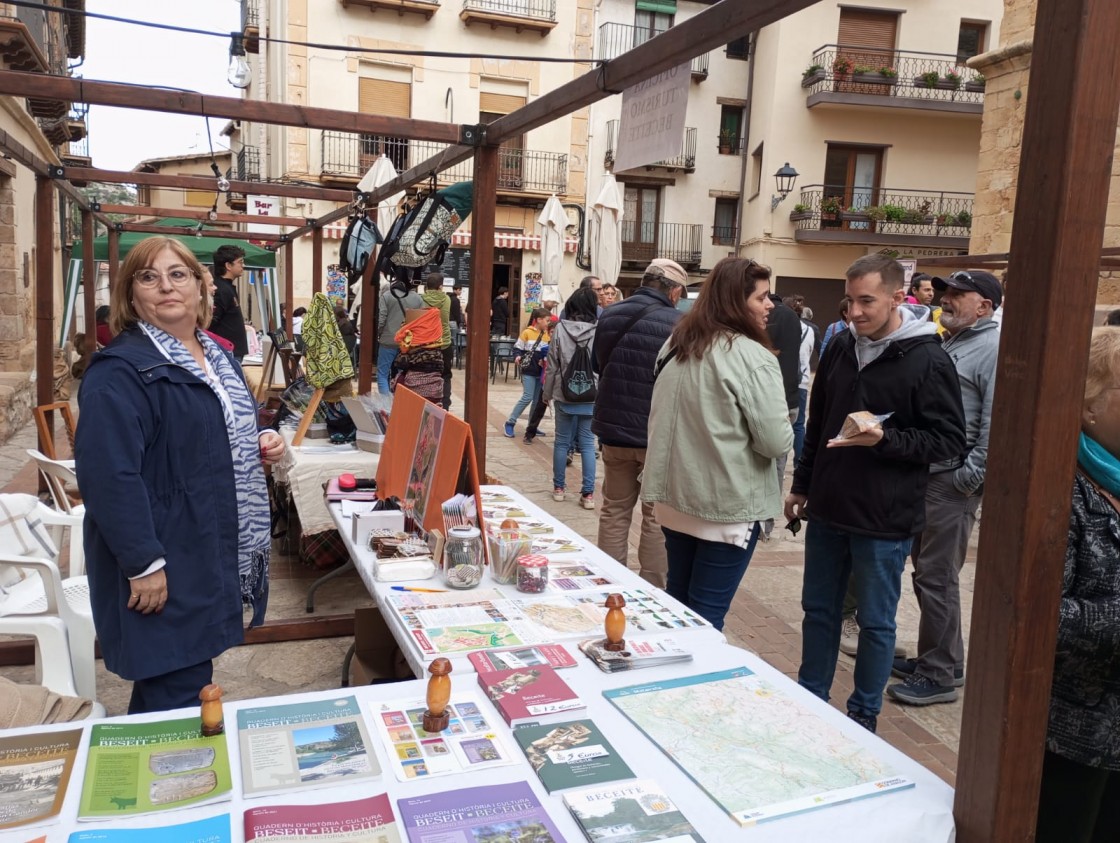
left=259, top=430, right=286, bottom=465
left=513, top=356, right=522, bottom=367
left=128, top=569, right=167, bottom=615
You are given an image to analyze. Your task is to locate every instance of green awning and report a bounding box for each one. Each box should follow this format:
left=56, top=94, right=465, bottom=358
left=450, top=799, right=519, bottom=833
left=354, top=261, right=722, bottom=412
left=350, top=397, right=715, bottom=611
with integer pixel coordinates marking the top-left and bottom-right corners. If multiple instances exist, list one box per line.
left=636, top=0, right=676, bottom=14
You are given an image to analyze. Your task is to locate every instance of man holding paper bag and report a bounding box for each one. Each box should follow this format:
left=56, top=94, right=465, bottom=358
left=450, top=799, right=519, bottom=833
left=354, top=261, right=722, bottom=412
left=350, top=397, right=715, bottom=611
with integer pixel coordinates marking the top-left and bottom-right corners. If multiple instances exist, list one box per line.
left=785, top=255, right=965, bottom=733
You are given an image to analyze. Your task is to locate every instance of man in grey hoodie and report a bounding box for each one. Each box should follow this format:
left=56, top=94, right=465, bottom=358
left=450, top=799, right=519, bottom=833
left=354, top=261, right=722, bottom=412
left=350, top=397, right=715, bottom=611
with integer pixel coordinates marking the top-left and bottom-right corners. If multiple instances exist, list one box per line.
left=888, top=270, right=1002, bottom=706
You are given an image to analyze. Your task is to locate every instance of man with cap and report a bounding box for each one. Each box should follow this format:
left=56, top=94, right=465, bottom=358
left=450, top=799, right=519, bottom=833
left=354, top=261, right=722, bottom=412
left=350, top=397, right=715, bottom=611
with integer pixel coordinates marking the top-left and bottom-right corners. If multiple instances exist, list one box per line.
left=591, top=258, right=685, bottom=588
left=888, top=269, right=1001, bottom=706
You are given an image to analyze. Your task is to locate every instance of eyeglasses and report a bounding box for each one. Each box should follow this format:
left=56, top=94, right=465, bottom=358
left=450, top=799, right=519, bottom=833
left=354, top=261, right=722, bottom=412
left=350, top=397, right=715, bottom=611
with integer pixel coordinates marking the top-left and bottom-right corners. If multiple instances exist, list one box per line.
left=949, top=271, right=974, bottom=284
left=133, top=268, right=198, bottom=288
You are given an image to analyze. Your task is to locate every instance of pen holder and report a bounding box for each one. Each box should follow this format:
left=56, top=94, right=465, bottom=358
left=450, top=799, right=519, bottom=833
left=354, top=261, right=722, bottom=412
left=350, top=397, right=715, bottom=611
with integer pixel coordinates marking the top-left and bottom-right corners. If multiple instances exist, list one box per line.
left=486, top=529, right=532, bottom=585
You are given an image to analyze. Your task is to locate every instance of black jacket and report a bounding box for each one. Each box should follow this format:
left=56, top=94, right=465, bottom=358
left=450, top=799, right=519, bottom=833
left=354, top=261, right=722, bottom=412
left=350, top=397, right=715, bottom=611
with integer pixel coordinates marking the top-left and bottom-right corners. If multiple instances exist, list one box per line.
left=767, top=297, right=802, bottom=410
left=490, top=296, right=509, bottom=335
left=209, top=276, right=248, bottom=357
left=590, top=287, right=682, bottom=448
left=791, top=329, right=966, bottom=538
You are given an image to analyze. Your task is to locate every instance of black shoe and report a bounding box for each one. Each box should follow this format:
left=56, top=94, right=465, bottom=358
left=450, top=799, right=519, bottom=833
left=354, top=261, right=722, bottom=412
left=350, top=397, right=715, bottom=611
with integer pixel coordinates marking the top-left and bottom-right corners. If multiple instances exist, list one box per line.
left=523, top=434, right=534, bottom=444
left=887, top=674, right=959, bottom=706
left=891, top=657, right=965, bottom=687
left=847, top=710, right=877, bottom=733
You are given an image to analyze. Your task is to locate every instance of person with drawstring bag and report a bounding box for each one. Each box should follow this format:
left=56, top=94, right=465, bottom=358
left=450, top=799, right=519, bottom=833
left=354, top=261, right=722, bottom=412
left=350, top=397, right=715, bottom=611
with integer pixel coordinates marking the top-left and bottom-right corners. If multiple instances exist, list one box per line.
left=376, top=273, right=423, bottom=395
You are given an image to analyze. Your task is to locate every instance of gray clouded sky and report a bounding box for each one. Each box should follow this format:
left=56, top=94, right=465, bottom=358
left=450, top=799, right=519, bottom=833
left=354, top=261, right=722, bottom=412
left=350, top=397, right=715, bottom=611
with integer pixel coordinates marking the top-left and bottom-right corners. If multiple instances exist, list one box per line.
left=83, top=0, right=240, bottom=171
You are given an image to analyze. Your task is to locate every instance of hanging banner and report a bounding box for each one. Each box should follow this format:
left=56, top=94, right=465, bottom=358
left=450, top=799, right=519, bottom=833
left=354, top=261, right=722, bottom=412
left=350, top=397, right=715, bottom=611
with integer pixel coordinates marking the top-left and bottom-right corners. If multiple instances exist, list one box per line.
left=247, top=196, right=280, bottom=246
left=612, top=62, right=690, bottom=172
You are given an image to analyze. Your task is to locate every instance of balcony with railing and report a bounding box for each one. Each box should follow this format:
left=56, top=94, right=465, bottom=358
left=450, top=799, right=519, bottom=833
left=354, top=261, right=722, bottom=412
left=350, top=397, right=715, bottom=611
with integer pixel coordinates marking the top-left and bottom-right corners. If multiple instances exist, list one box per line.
left=712, top=225, right=738, bottom=247
left=789, top=184, right=974, bottom=249
left=320, top=132, right=568, bottom=194
left=460, top=0, right=556, bottom=35
left=340, top=0, right=440, bottom=19
left=226, top=145, right=262, bottom=209
left=597, top=22, right=709, bottom=80
left=802, top=45, right=985, bottom=115
left=241, top=0, right=260, bottom=52
left=605, top=120, right=696, bottom=173
left=622, top=221, right=702, bottom=268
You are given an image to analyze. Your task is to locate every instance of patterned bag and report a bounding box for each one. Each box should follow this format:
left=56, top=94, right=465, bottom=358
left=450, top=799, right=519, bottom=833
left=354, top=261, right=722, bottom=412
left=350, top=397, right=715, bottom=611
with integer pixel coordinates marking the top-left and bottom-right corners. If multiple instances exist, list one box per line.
left=380, top=182, right=474, bottom=269
left=300, top=293, right=355, bottom=389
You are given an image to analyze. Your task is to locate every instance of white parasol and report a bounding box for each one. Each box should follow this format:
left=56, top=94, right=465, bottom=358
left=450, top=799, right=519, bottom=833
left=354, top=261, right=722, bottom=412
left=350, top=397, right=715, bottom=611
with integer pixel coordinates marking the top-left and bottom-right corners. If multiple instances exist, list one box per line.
left=589, top=174, right=624, bottom=288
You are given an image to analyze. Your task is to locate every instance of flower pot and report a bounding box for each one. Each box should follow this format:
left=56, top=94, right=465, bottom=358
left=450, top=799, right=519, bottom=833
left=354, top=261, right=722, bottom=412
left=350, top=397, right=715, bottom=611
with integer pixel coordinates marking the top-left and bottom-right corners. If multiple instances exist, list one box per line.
left=964, top=81, right=985, bottom=93
left=840, top=211, right=871, bottom=223
left=852, top=73, right=894, bottom=87
left=801, top=70, right=826, bottom=88
left=913, top=76, right=960, bottom=91
left=789, top=211, right=814, bottom=222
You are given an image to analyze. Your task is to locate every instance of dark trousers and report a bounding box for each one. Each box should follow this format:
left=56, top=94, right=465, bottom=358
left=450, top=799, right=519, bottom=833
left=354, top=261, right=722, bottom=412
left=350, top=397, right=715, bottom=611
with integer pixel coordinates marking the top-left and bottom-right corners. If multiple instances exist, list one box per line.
left=441, top=346, right=453, bottom=410
left=525, top=389, right=547, bottom=436
left=1036, top=749, right=1120, bottom=842
left=128, top=659, right=214, bottom=715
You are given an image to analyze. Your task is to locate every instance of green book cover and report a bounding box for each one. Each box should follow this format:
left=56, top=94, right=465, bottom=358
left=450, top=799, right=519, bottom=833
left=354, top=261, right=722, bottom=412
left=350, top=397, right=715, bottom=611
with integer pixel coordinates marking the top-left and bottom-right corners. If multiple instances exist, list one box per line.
left=513, top=719, right=634, bottom=793
left=78, top=717, right=232, bottom=820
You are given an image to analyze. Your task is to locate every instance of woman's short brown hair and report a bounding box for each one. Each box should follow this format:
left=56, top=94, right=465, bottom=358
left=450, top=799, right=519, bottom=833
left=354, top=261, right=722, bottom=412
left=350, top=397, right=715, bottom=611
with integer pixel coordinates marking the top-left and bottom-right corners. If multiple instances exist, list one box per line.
left=1084, top=327, right=1120, bottom=408
left=110, top=237, right=211, bottom=335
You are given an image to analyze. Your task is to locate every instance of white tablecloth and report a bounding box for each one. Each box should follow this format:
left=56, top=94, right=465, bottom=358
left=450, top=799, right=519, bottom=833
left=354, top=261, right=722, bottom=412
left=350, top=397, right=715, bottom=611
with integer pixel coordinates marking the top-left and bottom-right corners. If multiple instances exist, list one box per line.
left=275, top=428, right=378, bottom=536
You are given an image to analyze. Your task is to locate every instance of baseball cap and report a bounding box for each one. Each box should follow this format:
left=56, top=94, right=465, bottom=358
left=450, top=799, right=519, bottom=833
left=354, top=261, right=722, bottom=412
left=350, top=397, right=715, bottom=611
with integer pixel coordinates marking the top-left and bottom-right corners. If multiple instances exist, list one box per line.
left=932, top=270, right=1003, bottom=309
left=644, top=258, right=688, bottom=286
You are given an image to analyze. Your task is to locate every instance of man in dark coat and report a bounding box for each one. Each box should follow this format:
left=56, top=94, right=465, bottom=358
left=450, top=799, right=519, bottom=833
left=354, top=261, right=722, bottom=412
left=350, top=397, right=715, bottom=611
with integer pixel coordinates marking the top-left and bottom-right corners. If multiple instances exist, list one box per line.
left=591, top=258, right=685, bottom=588
left=210, top=244, right=249, bottom=361
left=766, top=292, right=804, bottom=522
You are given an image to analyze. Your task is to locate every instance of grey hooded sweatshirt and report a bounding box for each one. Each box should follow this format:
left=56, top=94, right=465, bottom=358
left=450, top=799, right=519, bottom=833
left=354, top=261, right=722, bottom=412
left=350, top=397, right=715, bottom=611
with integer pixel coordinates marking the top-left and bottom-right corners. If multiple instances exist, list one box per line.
left=542, top=318, right=597, bottom=404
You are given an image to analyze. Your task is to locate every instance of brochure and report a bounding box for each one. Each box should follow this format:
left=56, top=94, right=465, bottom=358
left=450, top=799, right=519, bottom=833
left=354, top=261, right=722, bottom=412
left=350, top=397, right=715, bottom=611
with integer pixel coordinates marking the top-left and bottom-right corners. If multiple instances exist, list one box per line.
left=236, top=696, right=379, bottom=798
left=68, top=812, right=231, bottom=842
left=397, top=781, right=565, bottom=843
left=0, top=727, right=81, bottom=831
left=244, top=793, right=400, bottom=842
left=369, top=692, right=518, bottom=781
left=578, top=635, right=693, bottom=673
left=468, top=643, right=577, bottom=674
left=478, top=666, right=584, bottom=726
left=564, top=780, right=705, bottom=842
left=514, top=720, right=635, bottom=794
left=77, top=717, right=232, bottom=820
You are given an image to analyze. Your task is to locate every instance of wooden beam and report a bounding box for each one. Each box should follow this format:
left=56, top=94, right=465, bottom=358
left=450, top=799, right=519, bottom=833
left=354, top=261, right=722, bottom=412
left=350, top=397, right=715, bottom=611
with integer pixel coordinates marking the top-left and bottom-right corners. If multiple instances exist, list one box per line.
left=97, top=203, right=306, bottom=227
left=465, top=145, right=498, bottom=474
left=283, top=241, right=294, bottom=315
left=81, top=210, right=95, bottom=355
left=0, top=128, right=103, bottom=223
left=486, top=0, right=819, bottom=147
left=64, top=167, right=355, bottom=203
left=0, top=70, right=463, bottom=144
left=34, top=176, right=53, bottom=454
left=312, top=227, right=323, bottom=295
left=106, top=227, right=120, bottom=296
left=114, top=222, right=286, bottom=243
left=953, top=0, right=1120, bottom=838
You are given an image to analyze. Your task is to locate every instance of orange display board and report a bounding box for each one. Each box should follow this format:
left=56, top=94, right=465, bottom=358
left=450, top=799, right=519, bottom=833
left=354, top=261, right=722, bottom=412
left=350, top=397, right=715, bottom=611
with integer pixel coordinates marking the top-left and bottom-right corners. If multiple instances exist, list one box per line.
left=374, top=386, right=484, bottom=536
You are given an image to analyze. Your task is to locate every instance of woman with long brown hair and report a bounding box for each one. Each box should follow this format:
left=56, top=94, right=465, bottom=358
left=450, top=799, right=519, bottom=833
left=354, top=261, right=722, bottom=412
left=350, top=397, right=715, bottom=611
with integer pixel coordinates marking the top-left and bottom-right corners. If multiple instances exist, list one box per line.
left=641, top=257, right=792, bottom=629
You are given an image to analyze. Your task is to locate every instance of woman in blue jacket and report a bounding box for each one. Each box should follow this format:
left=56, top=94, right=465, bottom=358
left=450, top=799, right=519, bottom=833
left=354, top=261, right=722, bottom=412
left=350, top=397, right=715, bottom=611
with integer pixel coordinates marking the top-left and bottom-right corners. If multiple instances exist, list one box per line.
left=75, top=237, right=286, bottom=714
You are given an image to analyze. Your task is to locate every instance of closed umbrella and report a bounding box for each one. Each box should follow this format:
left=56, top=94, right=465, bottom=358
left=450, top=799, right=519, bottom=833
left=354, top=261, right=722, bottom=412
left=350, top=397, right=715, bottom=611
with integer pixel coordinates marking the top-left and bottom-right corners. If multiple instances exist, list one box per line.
left=537, top=194, right=567, bottom=302
left=589, top=174, right=623, bottom=288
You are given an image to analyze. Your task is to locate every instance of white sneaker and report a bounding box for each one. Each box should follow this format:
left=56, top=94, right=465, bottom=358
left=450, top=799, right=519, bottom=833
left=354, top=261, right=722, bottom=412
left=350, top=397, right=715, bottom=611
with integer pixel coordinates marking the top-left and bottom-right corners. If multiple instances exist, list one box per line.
left=839, top=616, right=860, bottom=656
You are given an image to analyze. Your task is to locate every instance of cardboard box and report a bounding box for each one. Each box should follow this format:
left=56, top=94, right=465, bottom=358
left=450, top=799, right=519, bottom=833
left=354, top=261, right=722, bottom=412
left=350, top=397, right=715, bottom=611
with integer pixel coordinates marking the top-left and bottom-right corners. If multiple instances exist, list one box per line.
left=350, top=607, right=413, bottom=685
left=305, top=422, right=329, bottom=440
left=352, top=509, right=406, bottom=543
left=356, top=432, right=385, bottom=454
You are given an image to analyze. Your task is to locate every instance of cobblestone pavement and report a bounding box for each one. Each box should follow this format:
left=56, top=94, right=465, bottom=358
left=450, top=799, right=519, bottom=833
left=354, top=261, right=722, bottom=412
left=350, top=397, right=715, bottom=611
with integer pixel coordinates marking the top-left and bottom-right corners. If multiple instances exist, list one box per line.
left=0, top=371, right=969, bottom=784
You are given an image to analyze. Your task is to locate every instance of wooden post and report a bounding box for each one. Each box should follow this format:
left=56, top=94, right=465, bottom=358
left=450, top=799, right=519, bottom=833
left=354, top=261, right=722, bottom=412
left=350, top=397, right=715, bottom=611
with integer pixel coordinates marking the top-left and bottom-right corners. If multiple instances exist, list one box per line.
left=953, top=0, right=1120, bottom=839
left=312, top=227, right=323, bottom=295
left=283, top=241, right=294, bottom=318
left=464, top=145, right=498, bottom=475
left=106, top=227, right=120, bottom=295
left=80, top=210, right=95, bottom=355
left=34, top=176, right=53, bottom=456
left=358, top=229, right=378, bottom=395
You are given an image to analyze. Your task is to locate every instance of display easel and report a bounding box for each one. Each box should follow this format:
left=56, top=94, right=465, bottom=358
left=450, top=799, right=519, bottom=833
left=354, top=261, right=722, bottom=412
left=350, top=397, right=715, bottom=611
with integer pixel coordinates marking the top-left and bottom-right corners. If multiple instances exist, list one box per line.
left=292, top=388, right=325, bottom=447
left=375, top=386, right=484, bottom=537
left=254, top=340, right=282, bottom=403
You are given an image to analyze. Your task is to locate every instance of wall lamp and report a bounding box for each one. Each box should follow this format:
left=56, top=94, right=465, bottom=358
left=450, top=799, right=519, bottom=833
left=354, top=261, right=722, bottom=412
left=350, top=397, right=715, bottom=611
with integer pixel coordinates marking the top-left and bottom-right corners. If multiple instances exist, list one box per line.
left=770, top=162, right=799, bottom=211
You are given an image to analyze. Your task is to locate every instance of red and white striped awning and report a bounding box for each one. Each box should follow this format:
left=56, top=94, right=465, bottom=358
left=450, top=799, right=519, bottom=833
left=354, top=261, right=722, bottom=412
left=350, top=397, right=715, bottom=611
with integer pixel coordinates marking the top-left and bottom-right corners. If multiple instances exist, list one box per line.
left=323, top=223, right=578, bottom=253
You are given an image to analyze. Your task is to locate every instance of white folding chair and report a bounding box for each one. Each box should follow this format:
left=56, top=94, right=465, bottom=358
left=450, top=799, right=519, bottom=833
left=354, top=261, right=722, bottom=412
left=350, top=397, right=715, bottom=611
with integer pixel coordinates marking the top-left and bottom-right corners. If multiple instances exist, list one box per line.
left=0, top=495, right=97, bottom=705
left=26, top=450, right=85, bottom=576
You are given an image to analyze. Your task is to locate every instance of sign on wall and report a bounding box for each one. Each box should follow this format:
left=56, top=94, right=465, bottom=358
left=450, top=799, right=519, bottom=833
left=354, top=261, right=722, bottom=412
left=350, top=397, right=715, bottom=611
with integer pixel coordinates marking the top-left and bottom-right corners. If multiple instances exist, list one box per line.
left=612, top=62, right=691, bottom=172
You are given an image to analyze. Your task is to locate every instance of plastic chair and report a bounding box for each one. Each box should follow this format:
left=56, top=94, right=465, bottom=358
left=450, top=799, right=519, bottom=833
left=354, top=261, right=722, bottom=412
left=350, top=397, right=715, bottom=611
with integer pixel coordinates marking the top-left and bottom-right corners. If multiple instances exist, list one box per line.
left=27, top=449, right=82, bottom=515
left=490, top=338, right=516, bottom=383
left=0, top=499, right=97, bottom=704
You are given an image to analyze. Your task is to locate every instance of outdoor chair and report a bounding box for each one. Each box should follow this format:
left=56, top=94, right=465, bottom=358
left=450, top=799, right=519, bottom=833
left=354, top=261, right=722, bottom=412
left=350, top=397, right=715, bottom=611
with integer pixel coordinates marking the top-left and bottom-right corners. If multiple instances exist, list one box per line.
left=490, top=337, right=517, bottom=383
left=453, top=329, right=468, bottom=369
left=33, top=402, right=77, bottom=462
left=26, top=450, right=85, bottom=577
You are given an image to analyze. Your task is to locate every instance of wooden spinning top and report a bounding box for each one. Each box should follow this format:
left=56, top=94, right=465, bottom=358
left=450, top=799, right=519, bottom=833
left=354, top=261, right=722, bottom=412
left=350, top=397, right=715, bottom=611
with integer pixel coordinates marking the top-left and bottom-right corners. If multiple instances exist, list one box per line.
left=422, top=658, right=453, bottom=733
left=199, top=684, right=224, bottom=737
left=603, top=593, right=627, bottom=652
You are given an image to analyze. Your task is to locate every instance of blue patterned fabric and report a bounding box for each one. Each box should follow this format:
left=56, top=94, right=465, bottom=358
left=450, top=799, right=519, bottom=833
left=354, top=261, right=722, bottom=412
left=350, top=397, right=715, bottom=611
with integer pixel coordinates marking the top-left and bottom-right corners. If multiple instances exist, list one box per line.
left=1079, top=432, right=1120, bottom=498
left=140, top=322, right=271, bottom=624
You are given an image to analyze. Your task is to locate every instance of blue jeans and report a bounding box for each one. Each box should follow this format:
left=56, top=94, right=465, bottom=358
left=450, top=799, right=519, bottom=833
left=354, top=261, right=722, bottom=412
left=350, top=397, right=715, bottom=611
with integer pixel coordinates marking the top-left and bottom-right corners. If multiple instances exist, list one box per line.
left=377, top=345, right=399, bottom=395
left=553, top=401, right=595, bottom=494
left=662, top=524, right=761, bottom=631
left=507, top=373, right=541, bottom=425
left=793, top=387, right=808, bottom=465
left=798, top=521, right=911, bottom=717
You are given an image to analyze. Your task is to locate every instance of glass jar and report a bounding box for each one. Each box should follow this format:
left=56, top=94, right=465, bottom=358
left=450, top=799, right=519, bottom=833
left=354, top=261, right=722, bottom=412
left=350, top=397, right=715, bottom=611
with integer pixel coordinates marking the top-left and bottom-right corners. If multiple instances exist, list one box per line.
left=443, top=526, right=484, bottom=589
left=516, top=554, right=549, bottom=594
left=487, top=529, right=532, bottom=585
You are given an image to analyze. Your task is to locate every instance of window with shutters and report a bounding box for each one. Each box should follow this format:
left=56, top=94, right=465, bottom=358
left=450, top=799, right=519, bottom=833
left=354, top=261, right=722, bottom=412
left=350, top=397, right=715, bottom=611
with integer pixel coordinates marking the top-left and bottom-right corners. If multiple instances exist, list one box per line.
left=480, top=89, right=527, bottom=190
left=957, top=21, right=987, bottom=63
left=719, top=106, right=743, bottom=155
left=633, top=9, right=672, bottom=47
left=622, top=184, right=661, bottom=262
left=835, top=8, right=898, bottom=95
left=824, top=145, right=884, bottom=231
left=183, top=176, right=214, bottom=208
left=358, top=77, right=411, bottom=173
left=712, top=198, right=737, bottom=245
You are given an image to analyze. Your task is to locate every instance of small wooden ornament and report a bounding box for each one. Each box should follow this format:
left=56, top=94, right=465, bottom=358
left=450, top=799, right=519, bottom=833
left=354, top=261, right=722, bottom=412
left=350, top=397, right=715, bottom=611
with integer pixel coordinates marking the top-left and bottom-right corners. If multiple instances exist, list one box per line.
left=603, top=593, right=627, bottom=652
left=422, top=658, right=453, bottom=733
left=199, top=684, right=224, bottom=737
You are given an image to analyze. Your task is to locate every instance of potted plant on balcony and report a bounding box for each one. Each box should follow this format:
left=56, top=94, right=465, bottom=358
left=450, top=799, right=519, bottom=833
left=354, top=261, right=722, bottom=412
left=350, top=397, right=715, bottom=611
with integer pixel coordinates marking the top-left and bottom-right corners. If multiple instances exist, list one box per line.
left=851, top=64, right=891, bottom=87
left=789, top=202, right=814, bottom=222
left=718, top=131, right=739, bottom=155
left=965, top=74, right=986, bottom=93
left=900, top=200, right=934, bottom=225
left=943, top=69, right=963, bottom=90
left=841, top=204, right=872, bottom=223
left=820, top=195, right=843, bottom=226
left=801, top=63, right=826, bottom=87
left=832, top=56, right=854, bottom=79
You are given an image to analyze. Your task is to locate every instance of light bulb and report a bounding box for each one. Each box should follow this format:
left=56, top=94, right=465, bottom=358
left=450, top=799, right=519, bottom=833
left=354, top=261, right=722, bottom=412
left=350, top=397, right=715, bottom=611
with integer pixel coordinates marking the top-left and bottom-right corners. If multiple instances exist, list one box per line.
left=227, top=34, right=252, bottom=90
left=208, top=209, right=218, bottom=221
left=217, top=176, right=231, bottom=192
left=195, top=224, right=204, bottom=239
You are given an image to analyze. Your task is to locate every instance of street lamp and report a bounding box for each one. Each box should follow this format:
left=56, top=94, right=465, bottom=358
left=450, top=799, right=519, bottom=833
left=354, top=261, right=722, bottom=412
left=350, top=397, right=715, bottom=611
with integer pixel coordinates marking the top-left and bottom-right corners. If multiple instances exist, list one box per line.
left=227, top=34, right=252, bottom=90
left=770, top=162, right=799, bottom=211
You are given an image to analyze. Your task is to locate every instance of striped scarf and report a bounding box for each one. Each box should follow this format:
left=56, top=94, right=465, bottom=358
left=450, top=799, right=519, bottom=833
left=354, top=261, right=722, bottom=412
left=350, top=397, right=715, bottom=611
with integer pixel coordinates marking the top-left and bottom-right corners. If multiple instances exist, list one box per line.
left=140, top=322, right=272, bottom=626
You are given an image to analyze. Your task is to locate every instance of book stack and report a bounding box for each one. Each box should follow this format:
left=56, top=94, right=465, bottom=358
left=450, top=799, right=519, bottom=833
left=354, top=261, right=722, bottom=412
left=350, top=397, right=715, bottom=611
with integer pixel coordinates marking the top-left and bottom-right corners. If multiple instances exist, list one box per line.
left=578, top=635, right=693, bottom=673
left=477, top=665, right=584, bottom=726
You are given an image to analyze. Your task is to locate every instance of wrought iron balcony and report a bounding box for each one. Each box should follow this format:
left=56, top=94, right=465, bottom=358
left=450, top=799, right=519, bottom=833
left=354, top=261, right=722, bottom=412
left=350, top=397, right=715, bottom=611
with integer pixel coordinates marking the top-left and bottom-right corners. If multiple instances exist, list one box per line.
left=802, top=45, right=985, bottom=114
left=597, top=22, right=709, bottom=79
left=712, top=225, right=738, bottom=246
left=242, top=0, right=260, bottom=52
left=605, top=120, right=697, bottom=172
left=340, top=0, right=440, bottom=19
left=622, top=222, right=702, bottom=268
left=237, top=145, right=261, bottom=181
left=320, top=132, right=568, bottom=194
left=717, top=133, right=744, bottom=155
left=460, top=0, right=556, bottom=35
left=789, top=184, right=974, bottom=247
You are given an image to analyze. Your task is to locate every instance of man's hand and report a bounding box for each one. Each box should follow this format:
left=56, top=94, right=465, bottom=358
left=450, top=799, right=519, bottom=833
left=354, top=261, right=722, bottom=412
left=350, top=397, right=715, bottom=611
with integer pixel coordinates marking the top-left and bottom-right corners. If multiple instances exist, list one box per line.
left=826, top=428, right=884, bottom=448
left=259, top=430, right=286, bottom=465
left=128, top=569, right=167, bottom=615
left=784, top=493, right=807, bottom=522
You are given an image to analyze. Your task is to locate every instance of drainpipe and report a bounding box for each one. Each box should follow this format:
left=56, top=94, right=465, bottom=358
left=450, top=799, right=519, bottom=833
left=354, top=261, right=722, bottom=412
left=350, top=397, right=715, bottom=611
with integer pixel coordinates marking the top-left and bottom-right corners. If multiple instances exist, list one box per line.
left=734, top=32, right=758, bottom=261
